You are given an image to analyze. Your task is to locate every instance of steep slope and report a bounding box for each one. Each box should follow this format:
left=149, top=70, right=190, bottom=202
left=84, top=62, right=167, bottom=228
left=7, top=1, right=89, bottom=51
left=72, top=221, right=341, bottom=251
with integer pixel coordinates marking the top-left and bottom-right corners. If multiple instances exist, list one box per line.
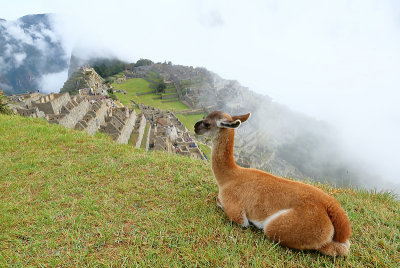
left=0, top=14, right=67, bottom=94
left=0, top=114, right=399, bottom=267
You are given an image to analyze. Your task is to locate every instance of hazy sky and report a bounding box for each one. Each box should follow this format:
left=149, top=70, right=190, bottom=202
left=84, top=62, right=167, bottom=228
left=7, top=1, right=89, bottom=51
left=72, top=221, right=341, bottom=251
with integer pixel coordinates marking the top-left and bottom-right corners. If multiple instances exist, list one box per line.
left=1, top=0, right=400, bottom=188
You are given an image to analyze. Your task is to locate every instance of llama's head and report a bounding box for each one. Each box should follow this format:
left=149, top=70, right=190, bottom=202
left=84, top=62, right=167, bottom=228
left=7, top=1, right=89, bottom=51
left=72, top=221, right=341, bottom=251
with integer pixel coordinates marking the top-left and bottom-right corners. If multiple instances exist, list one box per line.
left=194, top=111, right=251, bottom=137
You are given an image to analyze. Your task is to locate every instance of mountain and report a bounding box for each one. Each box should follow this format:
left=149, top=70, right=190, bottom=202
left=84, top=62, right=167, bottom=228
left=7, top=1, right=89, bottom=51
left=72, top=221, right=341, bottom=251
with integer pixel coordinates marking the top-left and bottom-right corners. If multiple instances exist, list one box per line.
left=0, top=14, right=67, bottom=95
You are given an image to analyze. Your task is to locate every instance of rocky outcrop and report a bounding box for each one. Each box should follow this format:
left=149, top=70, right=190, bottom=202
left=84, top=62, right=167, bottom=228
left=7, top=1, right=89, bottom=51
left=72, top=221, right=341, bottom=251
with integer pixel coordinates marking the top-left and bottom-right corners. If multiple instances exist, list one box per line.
left=61, top=67, right=108, bottom=95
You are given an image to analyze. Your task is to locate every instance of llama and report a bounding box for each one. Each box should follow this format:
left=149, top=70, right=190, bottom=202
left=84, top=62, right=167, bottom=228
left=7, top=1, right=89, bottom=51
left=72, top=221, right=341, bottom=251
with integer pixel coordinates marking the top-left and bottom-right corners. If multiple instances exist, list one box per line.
left=194, top=111, right=351, bottom=256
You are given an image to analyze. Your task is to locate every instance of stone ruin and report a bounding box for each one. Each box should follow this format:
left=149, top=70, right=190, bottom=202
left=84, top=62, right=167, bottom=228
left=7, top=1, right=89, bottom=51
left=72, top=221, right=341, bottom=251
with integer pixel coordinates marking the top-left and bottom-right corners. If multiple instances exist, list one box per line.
left=9, top=91, right=136, bottom=145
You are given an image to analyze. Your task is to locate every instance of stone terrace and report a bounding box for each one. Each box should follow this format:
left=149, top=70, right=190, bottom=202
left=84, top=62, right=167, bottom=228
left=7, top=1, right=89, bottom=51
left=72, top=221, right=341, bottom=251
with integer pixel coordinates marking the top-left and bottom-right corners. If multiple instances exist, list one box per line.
left=10, top=91, right=137, bottom=145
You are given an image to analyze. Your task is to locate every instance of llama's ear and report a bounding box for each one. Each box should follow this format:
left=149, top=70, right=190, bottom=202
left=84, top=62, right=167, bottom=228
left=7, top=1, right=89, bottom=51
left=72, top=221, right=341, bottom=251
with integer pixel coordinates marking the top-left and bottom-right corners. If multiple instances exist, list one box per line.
left=232, top=113, right=251, bottom=123
left=217, top=119, right=241, bottom=129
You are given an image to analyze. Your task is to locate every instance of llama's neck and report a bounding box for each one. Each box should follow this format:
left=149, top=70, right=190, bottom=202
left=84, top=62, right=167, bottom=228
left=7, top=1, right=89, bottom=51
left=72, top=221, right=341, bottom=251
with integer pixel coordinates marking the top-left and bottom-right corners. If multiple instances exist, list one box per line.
left=211, top=129, right=239, bottom=185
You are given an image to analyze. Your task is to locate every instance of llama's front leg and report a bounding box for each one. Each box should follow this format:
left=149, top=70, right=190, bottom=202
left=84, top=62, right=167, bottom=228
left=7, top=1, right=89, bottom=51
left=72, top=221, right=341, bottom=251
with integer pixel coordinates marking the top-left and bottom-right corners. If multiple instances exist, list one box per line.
left=216, top=196, right=223, bottom=209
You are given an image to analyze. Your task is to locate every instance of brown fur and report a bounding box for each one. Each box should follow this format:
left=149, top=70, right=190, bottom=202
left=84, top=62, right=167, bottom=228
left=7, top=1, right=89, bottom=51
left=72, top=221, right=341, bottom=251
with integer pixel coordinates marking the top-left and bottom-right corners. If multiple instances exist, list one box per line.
left=194, top=111, right=352, bottom=256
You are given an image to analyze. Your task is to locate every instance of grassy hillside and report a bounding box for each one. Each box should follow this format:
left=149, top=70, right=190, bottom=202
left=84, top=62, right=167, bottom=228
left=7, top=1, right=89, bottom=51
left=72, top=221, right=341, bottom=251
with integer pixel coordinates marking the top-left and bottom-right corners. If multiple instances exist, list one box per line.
left=112, top=78, right=189, bottom=111
left=0, top=114, right=399, bottom=267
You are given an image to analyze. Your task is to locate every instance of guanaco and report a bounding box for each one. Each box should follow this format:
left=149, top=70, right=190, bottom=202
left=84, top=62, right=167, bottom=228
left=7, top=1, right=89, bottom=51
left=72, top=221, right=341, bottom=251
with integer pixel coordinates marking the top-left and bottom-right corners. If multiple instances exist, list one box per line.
left=194, top=111, right=351, bottom=256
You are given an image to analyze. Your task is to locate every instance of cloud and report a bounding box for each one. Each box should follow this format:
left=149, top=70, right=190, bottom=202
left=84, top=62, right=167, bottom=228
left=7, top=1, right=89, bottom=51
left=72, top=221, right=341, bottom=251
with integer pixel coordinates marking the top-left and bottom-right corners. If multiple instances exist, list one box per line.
left=0, top=14, right=68, bottom=92
left=13, top=52, right=26, bottom=67
left=0, top=82, right=13, bottom=92
left=38, top=69, right=68, bottom=93
left=3, top=21, right=34, bottom=45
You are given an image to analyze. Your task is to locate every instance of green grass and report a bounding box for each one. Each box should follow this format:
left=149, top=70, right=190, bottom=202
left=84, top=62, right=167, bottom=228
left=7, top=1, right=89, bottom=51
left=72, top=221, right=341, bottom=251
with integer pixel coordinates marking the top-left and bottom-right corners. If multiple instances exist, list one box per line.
left=1, top=116, right=399, bottom=267
left=128, top=132, right=139, bottom=146
left=112, top=78, right=189, bottom=111
left=198, top=143, right=211, bottom=160
left=175, top=113, right=205, bottom=136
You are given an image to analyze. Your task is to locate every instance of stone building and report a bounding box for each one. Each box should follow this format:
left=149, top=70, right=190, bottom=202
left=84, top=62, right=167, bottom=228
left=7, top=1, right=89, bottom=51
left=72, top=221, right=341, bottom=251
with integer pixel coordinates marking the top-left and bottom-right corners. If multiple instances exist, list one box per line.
left=101, top=107, right=137, bottom=144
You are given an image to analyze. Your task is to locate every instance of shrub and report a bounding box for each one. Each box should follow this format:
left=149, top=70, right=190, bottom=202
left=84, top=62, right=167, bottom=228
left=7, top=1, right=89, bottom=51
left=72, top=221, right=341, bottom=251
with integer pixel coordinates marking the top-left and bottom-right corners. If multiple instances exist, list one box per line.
left=156, top=81, right=166, bottom=93
left=0, top=90, right=13, bottom=115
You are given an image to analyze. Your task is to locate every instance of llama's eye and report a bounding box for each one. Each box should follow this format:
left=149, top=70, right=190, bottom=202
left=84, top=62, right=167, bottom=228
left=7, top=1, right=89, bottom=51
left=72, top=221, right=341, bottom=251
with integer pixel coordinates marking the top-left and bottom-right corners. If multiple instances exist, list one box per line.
left=204, top=122, right=210, bottom=128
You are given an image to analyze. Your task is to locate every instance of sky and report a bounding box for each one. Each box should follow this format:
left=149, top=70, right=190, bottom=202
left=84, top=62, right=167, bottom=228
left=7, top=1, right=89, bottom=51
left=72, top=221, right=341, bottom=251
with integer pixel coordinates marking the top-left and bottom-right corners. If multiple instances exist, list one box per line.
left=1, top=0, right=400, bottom=189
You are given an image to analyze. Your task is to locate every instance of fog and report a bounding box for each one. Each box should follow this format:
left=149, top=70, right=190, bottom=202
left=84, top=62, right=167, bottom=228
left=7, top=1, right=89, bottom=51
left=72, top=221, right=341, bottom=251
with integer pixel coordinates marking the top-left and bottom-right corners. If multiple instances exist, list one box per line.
left=1, top=0, right=399, bottom=191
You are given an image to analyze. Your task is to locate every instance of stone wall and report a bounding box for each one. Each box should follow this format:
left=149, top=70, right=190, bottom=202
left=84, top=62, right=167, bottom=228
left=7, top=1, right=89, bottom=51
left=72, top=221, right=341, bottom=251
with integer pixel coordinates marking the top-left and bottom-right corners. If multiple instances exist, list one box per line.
left=57, top=98, right=90, bottom=128
left=116, top=110, right=137, bottom=144
left=161, top=94, right=178, bottom=100
left=75, top=101, right=107, bottom=135
left=14, top=107, right=45, bottom=118
left=31, top=101, right=54, bottom=114
left=32, top=92, right=71, bottom=115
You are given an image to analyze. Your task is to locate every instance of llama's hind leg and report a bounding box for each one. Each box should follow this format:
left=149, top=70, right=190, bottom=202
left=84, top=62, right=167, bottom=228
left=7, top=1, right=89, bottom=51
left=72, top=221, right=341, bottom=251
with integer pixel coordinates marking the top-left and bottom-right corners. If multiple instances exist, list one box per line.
left=319, top=240, right=350, bottom=256
left=223, top=202, right=249, bottom=227
left=264, top=206, right=334, bottom=252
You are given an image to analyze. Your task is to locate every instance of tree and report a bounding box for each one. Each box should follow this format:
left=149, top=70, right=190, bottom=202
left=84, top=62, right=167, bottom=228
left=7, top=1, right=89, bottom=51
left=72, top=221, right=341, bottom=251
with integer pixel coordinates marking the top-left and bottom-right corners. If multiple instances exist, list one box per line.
left=134, top=59, right=154, bottom=67
left=104, top=78, right=114, bottom=85
left=156, top=81, right=166, bottom=94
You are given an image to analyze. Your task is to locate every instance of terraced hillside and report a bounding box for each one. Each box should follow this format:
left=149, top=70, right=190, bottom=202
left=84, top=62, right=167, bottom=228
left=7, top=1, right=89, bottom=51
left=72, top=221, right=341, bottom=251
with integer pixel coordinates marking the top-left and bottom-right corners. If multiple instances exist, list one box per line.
left=0, top=114, right=399, bottom=267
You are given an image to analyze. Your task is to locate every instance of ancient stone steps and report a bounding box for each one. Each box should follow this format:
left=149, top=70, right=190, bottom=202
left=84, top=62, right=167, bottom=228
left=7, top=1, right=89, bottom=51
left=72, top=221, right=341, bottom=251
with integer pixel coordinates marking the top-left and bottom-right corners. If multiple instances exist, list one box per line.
left=74, top=100, right=107, bottom=135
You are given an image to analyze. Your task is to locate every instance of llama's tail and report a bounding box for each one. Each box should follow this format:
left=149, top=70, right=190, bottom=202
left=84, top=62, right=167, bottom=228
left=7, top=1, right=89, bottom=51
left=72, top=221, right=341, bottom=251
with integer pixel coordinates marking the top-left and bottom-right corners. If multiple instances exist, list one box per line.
left=326, top=202, right=352, bottom=243
left=319, top=202, right=352, bottom=256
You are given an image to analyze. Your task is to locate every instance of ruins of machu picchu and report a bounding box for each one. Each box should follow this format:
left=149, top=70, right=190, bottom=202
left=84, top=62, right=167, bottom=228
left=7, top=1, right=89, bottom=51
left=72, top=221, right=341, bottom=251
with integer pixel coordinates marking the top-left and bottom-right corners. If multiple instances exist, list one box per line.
left=7, top=66, right=207, bottom=161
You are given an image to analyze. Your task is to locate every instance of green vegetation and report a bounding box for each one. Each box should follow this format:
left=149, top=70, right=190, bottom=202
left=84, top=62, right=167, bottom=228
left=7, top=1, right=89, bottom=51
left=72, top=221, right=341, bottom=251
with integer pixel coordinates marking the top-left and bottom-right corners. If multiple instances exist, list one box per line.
left=140, top=123, right=150, bottom=149
left=0, top=115, right=399, bottom=267
left=107, top=89, right=117, bottom=101
left=198, top=143, right=211, bottom=160
left=129, top=132, right=139, bottom=146
left=175, top=113, right=205, bottom=135
left=112, top=78, right=189, bottom=111
left=133, top=59, right=154, bottom=67
left=156, top=81, right=166, bottom=94
left=0, top=90, right=13, bottom=115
